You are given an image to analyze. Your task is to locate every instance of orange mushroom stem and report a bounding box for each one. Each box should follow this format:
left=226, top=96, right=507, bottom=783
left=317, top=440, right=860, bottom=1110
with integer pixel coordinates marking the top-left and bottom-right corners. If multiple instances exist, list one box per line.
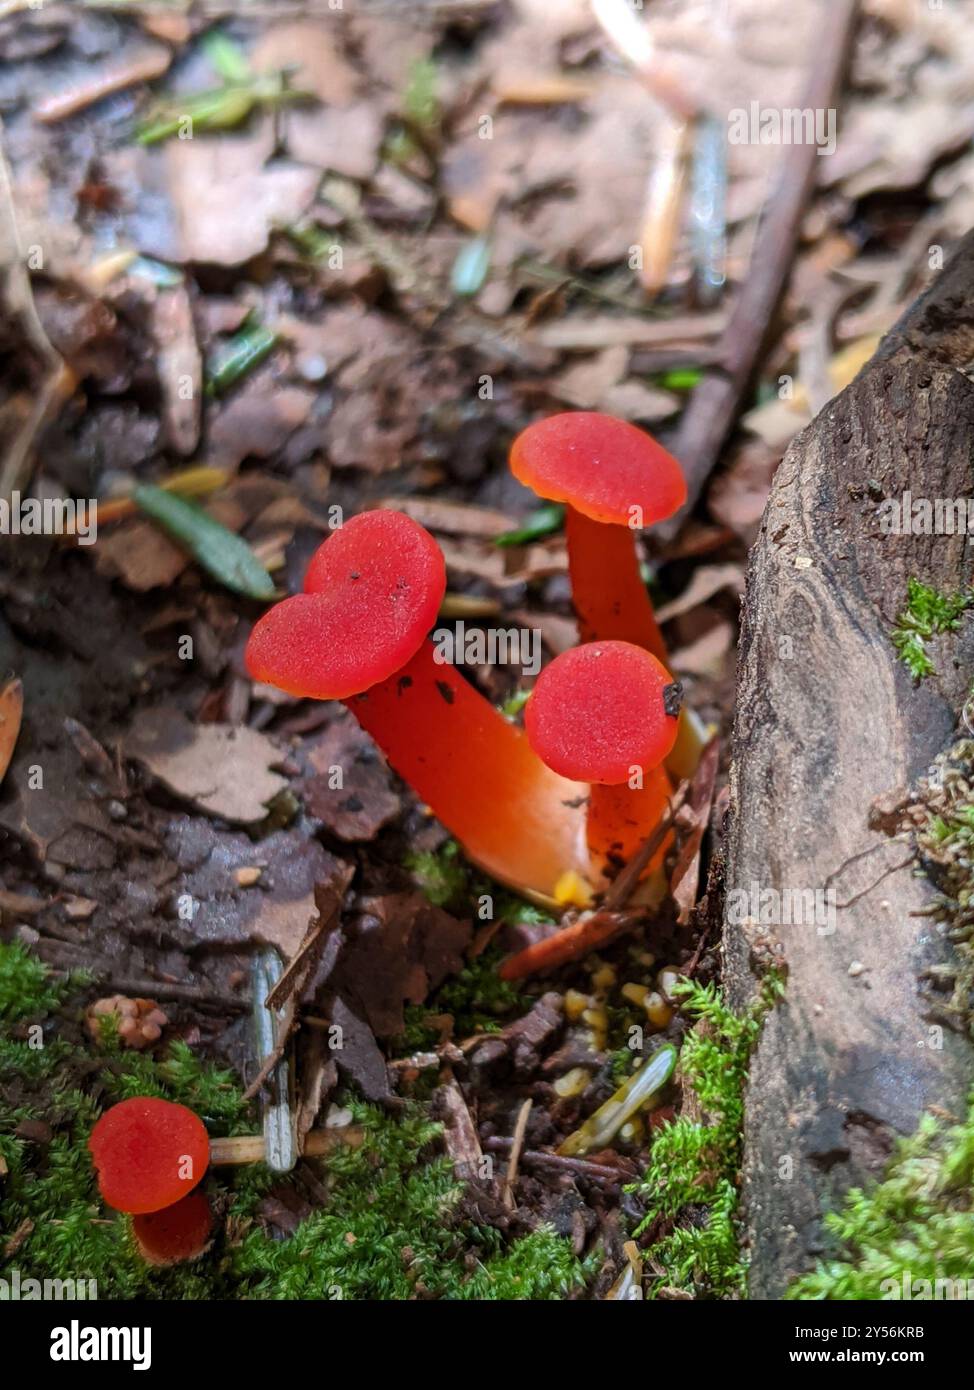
left=564, top=506, right=667, bottom=660
left=246, top=510, right=589, bottom=903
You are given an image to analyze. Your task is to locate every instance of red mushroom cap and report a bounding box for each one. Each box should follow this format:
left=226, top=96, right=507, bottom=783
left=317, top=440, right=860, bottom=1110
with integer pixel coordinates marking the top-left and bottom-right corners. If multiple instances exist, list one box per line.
left=88, top=1097, right=209, bottom=1214
left=525, top=641, right=679, bottom=784
left=246, top=510, right=446, bottom=700
left=510, top=412, right=686, bottom=526
left=132, top=1190, right=214, bottom=1266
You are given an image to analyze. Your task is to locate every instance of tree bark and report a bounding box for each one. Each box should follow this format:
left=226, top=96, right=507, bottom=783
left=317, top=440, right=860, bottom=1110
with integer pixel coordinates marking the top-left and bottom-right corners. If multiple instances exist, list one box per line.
left=726, top=230, right=974, bottom=1299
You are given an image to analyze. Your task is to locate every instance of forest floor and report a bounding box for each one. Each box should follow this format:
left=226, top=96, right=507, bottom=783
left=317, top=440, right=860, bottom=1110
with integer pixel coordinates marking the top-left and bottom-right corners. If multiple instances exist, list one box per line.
left=1, top=0, right=973, bottom=1300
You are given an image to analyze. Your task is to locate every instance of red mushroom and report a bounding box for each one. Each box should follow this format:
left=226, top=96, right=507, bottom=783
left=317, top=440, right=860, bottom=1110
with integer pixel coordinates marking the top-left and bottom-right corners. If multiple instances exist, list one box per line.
left=131, top=1190, right=214, bottom=1266
left=525, top=641, right=679, bottom=870
left=246, top=510, right=591, bottom=904
left=88, top=1097, right=209, bottom=1214
left=510, top=412, right=685, bottom=662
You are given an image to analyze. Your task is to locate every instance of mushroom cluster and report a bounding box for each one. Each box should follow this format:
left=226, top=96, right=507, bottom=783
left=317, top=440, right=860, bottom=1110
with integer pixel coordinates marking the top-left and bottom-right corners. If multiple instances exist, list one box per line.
left=246, top=412, right=696, bottom=908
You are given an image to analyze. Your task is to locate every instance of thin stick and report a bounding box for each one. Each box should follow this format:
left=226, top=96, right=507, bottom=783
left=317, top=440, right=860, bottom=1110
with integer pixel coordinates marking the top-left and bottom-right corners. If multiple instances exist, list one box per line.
left=209, top=1126, right=364, bottom=1167
left=603, top=779, right=691, bottom=910
left=502, top=1099, right=532, bottom=1210
left=0, top=123, right=69, bottom=502
left=484, top=1136, right=631, bottom=1185
left=664, top=0, right=860, bottom=534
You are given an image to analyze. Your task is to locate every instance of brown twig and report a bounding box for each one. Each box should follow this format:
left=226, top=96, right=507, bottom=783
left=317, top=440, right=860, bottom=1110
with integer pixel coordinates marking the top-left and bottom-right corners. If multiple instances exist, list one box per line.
left=664, top=0, right=860, bottom=535
left=484, top=1136, right=633, bottom=1186
left=209, top=1126, right=364, bottom=1167
left=501, top=1099, right=532, bottom=1210
left=603, top=779, right=691, bottom=910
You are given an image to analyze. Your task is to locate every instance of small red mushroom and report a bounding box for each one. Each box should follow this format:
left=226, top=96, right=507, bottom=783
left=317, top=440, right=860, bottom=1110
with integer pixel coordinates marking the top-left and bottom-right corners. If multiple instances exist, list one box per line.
left=131, top=1189, right=214, bottom=1266
left=246, top=509, right=591, bottom=903
left=88, top=1097, right=209, bottom=1214
left=525, top=641, right=679, bottom=867
left=509, top=412, right=686, bottom=662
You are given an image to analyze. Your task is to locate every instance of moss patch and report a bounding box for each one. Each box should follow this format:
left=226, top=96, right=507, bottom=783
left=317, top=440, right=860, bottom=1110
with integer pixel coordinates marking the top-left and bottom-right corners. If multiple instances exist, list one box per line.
left=891, top=578, right=972, bottom=680
left=786, top=1091, right=974, bottom=1300
left=628, top=971, right=783, bottom=1299
left=0, top=940, right=587, bottom=1300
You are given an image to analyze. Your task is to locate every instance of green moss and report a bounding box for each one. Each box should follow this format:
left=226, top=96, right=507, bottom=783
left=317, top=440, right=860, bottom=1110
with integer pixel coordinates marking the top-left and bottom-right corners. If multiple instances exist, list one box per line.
left=787, top=1092, right=974, bottom=1300
left=628, top=971, right=783, bottom=1299
left=1, top=941, right=587, bottom=1300
left=891, top=578, right=972, bottom=679
left=916, top=738, right=974, bottom=1038
left=398, top=944, right=527, bottom=1050
left=0, top=940, right=78, bottom=1022
left=232, top=1100, right=586, bottom=1300
left=404, top=839, right=472, bottom=909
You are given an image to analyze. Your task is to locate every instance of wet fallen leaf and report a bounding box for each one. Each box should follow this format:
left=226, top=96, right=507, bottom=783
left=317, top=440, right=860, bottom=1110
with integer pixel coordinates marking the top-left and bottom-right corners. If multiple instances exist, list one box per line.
left=670, top=737, right=720, bottom=924
left=95, top=518, right=192, bottom=592
left=328, top=892, right=472, bottom=1038
left=209, top=384, right=315, bottom=470
left=159, top=118, right=320, bottom=266
left=126, top=707, right=287, bottom=824
left=669, top=621, right=734, bottom=678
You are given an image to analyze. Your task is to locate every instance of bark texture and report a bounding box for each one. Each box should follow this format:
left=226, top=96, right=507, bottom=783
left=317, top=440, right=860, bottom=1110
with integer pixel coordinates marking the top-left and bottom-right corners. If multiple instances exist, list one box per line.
left=726, top=230, right=974, bottom=1298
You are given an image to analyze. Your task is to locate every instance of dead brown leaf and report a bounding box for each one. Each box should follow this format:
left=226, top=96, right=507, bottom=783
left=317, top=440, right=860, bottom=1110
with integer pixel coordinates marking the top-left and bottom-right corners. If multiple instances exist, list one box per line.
left=670, top=737, right=720, bottom=924
left=654, top=564, right=745, bottom=625
left=126, top=707, right=287, bottom=824
left=160, top=119, right=320, bottom=266
left=303, top=714, right=401, bottom=843
left=329, top=892, right=472, bottom=1038
left=150, top=285, right=201, bottom=457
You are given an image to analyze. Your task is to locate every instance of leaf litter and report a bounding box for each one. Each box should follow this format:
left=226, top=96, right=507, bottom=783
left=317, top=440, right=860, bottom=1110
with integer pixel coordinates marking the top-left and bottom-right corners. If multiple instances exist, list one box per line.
left=1, top=0, right=972, bottom=1300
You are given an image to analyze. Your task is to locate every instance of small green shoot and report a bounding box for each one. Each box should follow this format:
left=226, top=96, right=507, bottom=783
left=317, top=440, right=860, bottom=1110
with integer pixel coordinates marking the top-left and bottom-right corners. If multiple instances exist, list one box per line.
left=498, top=688, right=531, bottom=720
left=136, top=33, right=309, bottom=146
left=494, top=503, right=565, bottom=547
left=206, top=320, right=279, bottom=395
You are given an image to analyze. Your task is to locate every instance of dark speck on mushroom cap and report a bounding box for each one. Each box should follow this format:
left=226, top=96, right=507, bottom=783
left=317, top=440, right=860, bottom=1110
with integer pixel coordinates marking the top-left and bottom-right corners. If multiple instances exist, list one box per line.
left=244, top=510, right=446, bottom=701
left=510, top=411, right=686, bottom=527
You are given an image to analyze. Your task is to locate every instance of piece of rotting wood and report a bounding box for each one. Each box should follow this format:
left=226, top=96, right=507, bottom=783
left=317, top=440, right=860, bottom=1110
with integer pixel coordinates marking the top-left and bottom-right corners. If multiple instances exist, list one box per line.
left=726, top=228, right=974, bottom=1298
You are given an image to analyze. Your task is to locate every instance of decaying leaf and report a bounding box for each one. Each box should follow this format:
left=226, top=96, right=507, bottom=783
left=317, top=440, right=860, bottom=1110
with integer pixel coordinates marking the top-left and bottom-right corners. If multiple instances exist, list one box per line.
left=126, top=707, right=287, bottom=824
left=327, top=891, right=472, bottom=1038
left=303, top=714, right=401, bottom=842
left=670, top=737, right=720, bottom=924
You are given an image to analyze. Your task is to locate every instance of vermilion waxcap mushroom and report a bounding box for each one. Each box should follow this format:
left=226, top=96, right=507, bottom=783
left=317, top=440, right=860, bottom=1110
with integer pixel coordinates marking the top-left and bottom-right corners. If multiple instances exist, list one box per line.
left=88, top=1097, right=209, bottom=1214
left=132, top=1190, right=214, bottom=1266
left=246, top=510, right=591, bottom=903
left=247, top=509, right=445, bottom=700
left=525, top=641, right=679, bottom=865
left=526, top=641, right=679, bottom=783
left=510, top=412, right=686, bottom=661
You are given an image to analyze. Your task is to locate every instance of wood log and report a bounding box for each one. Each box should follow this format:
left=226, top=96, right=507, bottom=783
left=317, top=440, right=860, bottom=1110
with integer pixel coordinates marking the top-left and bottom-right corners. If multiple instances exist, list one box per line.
left=726, top=230, right=974, bottom=1298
